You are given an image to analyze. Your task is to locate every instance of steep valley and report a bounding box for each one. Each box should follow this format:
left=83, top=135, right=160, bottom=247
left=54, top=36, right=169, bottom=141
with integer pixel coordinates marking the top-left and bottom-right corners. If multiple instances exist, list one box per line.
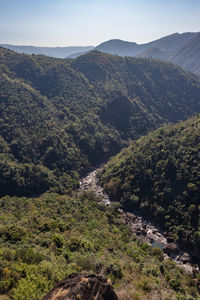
left=80, top=166, right=198, bottom=275
left=99, top=115, right=200, bottom=266
left=0, top=47, right=200, bottom=299
left=0, top=47, right=200, bottom=197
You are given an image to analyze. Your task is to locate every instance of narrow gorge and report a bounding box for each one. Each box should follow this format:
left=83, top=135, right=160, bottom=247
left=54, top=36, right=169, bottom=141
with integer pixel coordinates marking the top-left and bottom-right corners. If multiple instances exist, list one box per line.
left=80, top=167, right=199, bottom=275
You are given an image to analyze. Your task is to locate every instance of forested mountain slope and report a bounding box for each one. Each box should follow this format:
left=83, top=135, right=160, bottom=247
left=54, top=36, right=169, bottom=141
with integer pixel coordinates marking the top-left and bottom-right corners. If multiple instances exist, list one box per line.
left=1, top=192, right=199, bottom=300
left=0, top=47, right=200, bottom=196
left=95, top=32, right=200, bottom=77
left=100, top=115, right=200, bottom=257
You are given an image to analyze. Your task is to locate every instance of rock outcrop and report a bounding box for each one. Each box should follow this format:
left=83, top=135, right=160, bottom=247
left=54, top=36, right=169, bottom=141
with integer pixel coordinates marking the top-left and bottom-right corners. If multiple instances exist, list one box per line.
left=163, top=243, right=178, bottom=255
left=42, top=273, right=118, bottom=300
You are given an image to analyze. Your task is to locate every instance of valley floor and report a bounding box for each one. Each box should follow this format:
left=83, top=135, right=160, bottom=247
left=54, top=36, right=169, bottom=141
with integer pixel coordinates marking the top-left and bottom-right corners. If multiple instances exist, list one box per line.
left=79, top=167, right=199, bottom=275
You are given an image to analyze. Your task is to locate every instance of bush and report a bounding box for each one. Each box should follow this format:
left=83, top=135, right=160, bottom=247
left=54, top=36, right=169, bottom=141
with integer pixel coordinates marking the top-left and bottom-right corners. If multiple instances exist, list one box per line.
left=151, top=247, right=163, bottom=260
left=106, top=263, right=122, bottom=280
left=52, top=234, right=65, bottom=248
left=4, top=226, right=26, bottom=242
left=15, top=249, right=44, bottom=264
left=12, top=274, right=49, bottom=300
left=169, top=278, right=181, bottom=291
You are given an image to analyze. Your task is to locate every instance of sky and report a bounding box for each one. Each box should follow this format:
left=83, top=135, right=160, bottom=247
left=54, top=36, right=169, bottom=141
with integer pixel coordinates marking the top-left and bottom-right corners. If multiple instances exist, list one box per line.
left=0, top=0, right=200, bottom=46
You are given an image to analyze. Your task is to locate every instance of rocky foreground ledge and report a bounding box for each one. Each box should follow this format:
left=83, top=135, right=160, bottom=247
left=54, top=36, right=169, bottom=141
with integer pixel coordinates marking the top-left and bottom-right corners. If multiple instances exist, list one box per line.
left=42, top=273, right=118, bottom=300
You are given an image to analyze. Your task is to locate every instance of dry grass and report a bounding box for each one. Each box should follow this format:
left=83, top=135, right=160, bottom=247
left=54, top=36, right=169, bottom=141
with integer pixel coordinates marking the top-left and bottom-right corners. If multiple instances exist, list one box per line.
left=0, top=296, right=11, bottom=300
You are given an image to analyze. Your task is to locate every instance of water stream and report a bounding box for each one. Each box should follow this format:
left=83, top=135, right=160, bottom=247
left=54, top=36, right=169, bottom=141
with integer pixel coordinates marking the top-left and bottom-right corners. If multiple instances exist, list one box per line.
left=79, top=167, right=199, bottom=275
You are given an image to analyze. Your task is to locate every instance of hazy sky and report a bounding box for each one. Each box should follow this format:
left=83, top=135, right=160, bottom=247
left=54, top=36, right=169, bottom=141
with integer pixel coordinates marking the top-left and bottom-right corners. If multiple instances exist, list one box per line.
left=0, top=0, right=200, bottom=46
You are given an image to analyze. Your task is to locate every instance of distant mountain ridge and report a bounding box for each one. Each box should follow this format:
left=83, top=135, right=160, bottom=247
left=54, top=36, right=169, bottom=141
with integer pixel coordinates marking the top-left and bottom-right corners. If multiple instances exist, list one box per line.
left=0, top=44, right=94, bottom=58
left=2, top=32, right=200, bottom=76
left=67, top=32, right=200, bottom=77
left=68, top=31, right=200, bottom=71
left=95, top=39, right=141, bottom=56
left=95, top=32, right=200, bottom=77
left=171, top=34, right=200, bottom=77
left=95, top=32, right=199, bottom=54
left=141, top=32, right=198, bottom=51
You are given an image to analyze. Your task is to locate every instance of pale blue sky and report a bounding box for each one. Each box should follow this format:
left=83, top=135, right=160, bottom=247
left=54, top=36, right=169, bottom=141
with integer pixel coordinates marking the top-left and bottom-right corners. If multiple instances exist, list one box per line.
left=0, top=0, right=200, bottom=46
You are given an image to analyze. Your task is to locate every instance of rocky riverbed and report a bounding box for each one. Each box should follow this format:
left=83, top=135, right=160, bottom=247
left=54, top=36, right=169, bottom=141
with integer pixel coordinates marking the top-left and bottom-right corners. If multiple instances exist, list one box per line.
left=79, top=169, right=110, bottom=206
left=80, top=168, right=199, bottom=275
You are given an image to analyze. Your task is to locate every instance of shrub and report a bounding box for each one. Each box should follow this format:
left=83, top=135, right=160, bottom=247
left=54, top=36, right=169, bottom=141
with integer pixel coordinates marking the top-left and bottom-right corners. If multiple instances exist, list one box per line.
left=52, top=234, right=64, bottom=248
left=106, top=263, right=122, bottom=280
left=15, top=249, right=44, bottom=264
left=4, top=226, right=26, bottom=242
left=169, top=278, right=181, bottom=291
left=12, top=274, right=49, bottom=300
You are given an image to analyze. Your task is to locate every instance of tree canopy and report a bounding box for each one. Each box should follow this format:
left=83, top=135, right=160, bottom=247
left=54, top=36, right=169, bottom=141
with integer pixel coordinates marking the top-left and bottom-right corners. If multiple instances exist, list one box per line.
left=100, top=115, right=200, bottom=255
left=0, top=47, right=200, bottom=196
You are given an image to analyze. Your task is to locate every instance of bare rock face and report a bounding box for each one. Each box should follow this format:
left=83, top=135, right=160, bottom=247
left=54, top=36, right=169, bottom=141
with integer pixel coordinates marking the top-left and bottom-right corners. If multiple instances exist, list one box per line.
left=181, top=252, right=191, bottom=263
left=163, top=243, right=178, bottom=255
left=42, top=273, right=118, bottom=300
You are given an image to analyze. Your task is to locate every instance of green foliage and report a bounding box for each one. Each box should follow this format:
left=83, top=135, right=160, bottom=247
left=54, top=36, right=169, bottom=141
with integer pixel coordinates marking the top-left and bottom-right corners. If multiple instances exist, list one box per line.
left=2, top=225, right=26, bottom=242
left=193, top=231, right=200, bottom=250
left=169, top=278, right=181, bottom=291
left=12, top=273, right=49, bottom=300
left=0, top=192, right=198, bottom=299
left=52, top=234, right=65, bottom=248
left=0, top=47, right=200, bottom=196
left=15, top=249, right=44, bottom=264
left=0, top=46, right=200, bottom=299
left=100, top=115, right=200, bottom=253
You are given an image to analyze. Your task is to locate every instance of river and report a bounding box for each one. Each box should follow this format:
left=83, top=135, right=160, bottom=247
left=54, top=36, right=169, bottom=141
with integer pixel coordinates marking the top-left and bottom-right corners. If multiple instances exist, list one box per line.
left=79, top=167, right=199, bottom=275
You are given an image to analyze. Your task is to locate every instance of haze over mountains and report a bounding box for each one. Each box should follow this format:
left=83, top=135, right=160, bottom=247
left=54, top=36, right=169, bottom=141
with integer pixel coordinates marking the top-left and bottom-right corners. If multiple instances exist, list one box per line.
left=0, top=45, right=94, bottom=59
left=171, top=34, right=200, bottom=77
left=96, top=32, right=198, bottom=55
left=2, top=31, right=200, bottom=77
left=95, top=32, right=200, bottom=77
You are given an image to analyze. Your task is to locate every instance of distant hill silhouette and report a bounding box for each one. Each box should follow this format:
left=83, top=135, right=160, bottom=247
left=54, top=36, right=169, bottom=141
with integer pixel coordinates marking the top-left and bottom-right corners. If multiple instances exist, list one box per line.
left=95, top=32, right=200, bottom=77
left=95, top=32, right=199, bottom=55
left=3, top=32, right=200, bottom=76
left=0, top=44, right=94, bottom=58
left=138, top=47, right=169, bottom=60
left=143, top=32, right=198, bottom=51
left=95, top=39, right=142, bottom=56
left=68, top=49, right=92, bottom=58
left=171, top=34, right=200, bottom=77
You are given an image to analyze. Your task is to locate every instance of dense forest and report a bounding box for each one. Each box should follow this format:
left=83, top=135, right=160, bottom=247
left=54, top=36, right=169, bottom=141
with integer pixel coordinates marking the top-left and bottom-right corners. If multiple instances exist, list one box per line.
left=99, top=115, right=200, bottom=258
left=0, top=192, right=200, bottom=300
left=0, top=47, right=200, bottom=196
left=1, top=44, right=200, bottom=300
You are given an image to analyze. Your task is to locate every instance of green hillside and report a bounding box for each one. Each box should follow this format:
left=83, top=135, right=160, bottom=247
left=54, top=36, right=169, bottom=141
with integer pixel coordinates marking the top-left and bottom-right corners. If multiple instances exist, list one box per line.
left=100, top=115, right=200, bottom=257
left=0, top=192, right=199, bottom=300
left=0, top=47, right=200, bottom=196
